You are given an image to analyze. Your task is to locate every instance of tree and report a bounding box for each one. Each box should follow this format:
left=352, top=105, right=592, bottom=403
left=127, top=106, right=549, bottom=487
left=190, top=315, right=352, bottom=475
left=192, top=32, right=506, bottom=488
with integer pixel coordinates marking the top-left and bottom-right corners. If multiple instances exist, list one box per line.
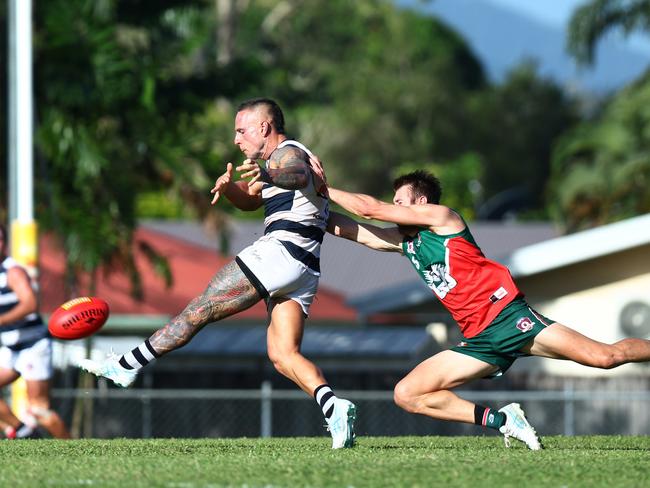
left=568, top=0, right=650, bottom=65
left=550, top=73, right=650, bottom=231
left=218, top=0, right=487, bottom=197
left=32, top=0, right=242, bottom=297
left=468, top=62, right=580, bottom=219
left=551, top=0, right=650, bottom=230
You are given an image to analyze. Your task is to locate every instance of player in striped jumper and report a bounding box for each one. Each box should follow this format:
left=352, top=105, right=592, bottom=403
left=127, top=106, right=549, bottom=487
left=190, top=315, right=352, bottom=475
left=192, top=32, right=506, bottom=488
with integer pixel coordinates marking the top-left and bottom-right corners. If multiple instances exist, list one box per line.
left=78, top=98, right=355, bottom=449
left=312, top=161, right=650, bottom=450
left=0, top=225, right=70, bottom=439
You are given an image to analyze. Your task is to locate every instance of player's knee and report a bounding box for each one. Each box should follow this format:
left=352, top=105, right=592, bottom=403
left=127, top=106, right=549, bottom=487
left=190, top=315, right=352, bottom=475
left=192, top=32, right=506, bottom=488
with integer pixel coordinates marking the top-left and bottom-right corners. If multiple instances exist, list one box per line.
left=171, top=314, right=203, bottom=346
left=393, top=382, right=418, bottom=413
left=267, top=348, right=293, bottom=377
left=268, top=356, right=286, bottom=376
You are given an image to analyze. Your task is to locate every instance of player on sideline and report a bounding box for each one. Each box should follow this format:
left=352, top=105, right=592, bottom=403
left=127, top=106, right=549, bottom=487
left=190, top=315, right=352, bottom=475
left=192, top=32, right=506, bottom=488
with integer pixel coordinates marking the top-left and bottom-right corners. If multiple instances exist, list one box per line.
left=78, top=98, right=356, bottom=449
left=0, top=225, right=70, bottom=439
left=312, top=160, right=650, bottom=450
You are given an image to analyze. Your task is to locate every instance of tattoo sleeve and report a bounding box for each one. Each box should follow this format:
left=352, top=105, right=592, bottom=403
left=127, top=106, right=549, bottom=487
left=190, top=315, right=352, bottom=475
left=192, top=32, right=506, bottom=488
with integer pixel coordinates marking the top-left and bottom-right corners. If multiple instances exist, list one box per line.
left=148, top=261, right=261, bottom=355
left=262, top=146, right=309, bottom=189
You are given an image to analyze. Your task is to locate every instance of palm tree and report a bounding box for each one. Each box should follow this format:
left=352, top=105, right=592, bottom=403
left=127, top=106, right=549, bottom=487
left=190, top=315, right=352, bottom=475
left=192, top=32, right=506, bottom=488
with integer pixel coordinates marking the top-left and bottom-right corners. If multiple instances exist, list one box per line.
left=568, top=0, right=650, bottom=65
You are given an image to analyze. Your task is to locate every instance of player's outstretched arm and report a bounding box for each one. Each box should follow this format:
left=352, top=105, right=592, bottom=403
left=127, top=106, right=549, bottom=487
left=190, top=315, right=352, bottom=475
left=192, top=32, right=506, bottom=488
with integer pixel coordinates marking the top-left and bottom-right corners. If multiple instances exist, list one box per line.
left=238, top=146, right=310, bottom=190
left=211, top=162, right=263, bottom=211
left=328, top=211, right=403, bottom=253
left=328, top=187, right=462, bottom=231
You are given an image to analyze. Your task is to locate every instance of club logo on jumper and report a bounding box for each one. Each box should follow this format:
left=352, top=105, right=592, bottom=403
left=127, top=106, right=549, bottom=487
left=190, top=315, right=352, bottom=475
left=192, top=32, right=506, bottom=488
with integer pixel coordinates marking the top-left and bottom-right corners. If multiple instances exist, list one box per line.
left=423, top=263, right=457, bottom=299
left=516, top=317, right=535, bottom=333
left=407, top=241, right=415, bottom=254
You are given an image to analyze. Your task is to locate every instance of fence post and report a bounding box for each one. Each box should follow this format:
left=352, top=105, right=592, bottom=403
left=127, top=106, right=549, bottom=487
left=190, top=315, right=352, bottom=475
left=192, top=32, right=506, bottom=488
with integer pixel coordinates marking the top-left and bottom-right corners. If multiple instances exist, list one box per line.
left=261, top=381, right=272, bottom=438
left=564, top=379, right=575, bottom=436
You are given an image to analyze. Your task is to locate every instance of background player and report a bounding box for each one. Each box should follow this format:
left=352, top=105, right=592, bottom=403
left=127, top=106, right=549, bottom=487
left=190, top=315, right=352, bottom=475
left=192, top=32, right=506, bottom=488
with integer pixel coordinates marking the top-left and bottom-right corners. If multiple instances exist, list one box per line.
left=313, top=160, right=650, bottom=450
left=78, top=98, right=356, bottom=449
left=0, top=225, right=70, bottom=439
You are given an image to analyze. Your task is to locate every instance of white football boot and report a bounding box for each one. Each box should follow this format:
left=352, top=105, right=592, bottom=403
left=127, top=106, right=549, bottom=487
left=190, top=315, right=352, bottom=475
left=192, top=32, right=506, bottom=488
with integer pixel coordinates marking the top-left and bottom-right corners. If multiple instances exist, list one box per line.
left=326, top=399, right=357, bottom=449
left=77, top=354, right=138, bottom=388
left=498, top=403, right=543, bottom=450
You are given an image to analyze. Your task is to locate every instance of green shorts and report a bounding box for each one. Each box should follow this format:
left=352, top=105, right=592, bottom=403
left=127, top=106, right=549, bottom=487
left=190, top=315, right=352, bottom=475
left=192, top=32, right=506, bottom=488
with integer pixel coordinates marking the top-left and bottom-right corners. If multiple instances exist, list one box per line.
left=450, top=298, right=554, bottom=377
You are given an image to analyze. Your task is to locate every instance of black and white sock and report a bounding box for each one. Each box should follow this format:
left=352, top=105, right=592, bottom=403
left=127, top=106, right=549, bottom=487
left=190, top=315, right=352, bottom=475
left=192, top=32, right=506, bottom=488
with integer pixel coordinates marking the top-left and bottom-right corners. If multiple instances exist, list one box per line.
left=314, top=384, right=337, bottom=419
left=118, top=339, right=160, bottom=371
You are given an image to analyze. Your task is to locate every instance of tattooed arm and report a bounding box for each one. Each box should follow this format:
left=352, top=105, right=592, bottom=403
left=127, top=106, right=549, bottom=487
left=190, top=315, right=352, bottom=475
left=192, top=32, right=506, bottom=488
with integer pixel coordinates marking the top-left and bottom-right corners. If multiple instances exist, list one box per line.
left=238, top=145, right=310, bottom=190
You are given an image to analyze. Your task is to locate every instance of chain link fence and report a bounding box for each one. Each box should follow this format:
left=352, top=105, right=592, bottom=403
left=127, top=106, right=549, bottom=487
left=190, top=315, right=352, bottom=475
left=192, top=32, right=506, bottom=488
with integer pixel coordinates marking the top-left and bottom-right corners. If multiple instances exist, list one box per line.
left=50, top=382, right=650, bottom=439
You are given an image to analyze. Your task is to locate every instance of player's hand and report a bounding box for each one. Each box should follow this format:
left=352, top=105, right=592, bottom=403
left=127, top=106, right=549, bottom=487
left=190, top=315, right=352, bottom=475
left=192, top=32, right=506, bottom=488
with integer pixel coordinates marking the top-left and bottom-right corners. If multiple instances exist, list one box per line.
left=236, top=159, right=263, bottom=187
left=309, top=154, right=329, bottom=196
left=210, top=163, right=234, bottom=205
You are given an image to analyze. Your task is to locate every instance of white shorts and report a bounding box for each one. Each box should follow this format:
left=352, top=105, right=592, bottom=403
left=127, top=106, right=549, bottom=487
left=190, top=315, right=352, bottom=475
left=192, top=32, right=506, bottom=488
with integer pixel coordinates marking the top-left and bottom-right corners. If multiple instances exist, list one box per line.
left=237, top=236, right=319, bottom=316
left=0, top=338, right=53, bottom=381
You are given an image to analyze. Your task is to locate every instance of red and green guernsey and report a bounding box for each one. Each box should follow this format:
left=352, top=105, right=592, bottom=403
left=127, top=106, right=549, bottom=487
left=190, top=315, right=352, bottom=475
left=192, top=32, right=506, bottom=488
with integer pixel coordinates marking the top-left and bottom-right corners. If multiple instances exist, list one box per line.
left=402, top=225, right=522, bottom=338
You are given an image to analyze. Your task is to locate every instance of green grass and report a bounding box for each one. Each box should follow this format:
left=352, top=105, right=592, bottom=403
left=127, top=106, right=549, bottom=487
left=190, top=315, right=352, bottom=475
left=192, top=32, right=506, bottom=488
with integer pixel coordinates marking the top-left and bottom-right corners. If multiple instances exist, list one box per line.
left=2, top=436, right=649, bottom=488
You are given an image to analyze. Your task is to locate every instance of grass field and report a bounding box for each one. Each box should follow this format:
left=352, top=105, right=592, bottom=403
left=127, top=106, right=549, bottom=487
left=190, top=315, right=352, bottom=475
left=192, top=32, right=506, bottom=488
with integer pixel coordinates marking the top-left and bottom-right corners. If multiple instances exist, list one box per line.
left=2, top=436, right=649, bottom=487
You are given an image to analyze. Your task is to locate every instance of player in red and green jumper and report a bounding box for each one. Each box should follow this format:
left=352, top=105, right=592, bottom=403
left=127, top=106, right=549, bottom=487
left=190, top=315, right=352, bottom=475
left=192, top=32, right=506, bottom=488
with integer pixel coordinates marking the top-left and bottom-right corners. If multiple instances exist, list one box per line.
left=316, top=165, right=650, bottom=450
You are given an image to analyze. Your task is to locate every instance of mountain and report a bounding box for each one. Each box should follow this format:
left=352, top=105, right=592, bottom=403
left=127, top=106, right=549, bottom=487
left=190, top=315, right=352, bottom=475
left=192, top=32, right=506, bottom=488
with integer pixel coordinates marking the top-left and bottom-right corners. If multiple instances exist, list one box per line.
left=397, top=0, right=650, bottom=93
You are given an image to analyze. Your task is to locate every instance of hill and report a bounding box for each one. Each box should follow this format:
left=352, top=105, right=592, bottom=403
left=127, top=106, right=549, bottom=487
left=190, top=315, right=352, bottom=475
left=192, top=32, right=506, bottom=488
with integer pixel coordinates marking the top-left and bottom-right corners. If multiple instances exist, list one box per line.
left=398, top=0, right=650, bottom=93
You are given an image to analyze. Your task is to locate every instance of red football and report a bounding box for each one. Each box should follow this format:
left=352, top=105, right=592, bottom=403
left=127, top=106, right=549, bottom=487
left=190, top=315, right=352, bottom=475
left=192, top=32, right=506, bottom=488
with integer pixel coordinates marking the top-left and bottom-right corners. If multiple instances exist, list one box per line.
left=48, top=297, right=110, bottom=340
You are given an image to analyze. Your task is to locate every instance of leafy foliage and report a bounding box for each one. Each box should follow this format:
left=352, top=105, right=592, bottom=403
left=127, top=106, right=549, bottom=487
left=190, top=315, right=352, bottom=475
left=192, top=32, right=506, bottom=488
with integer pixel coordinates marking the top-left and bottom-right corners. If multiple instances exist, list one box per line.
left=555, top=0, right=650, bottom=230
left=550, top=74, right=650, bottom=230
left=468, top=62, right=580, bottom=218
left=32, top=0, right=237, bottom=296
left=568, top=0, right=650, bottom=65
left=228, top=0, right=487, bottom=197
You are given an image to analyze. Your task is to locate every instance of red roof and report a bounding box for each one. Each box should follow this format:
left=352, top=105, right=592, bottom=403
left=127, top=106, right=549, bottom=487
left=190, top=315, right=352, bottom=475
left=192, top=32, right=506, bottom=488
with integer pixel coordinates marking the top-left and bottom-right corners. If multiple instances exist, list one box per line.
left=38, top=227, right=357, bottom=322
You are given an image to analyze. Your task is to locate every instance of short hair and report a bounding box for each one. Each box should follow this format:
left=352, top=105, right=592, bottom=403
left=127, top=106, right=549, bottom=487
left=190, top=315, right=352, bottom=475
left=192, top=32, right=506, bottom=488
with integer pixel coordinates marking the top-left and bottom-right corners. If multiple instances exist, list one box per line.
left=393, top=170, right=442, bottom=204
left=236, top=97, right=285, bottom=135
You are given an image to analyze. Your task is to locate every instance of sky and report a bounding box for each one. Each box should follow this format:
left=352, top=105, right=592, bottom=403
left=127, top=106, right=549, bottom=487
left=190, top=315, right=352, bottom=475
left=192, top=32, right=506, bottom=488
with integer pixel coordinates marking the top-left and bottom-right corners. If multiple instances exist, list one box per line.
left=490, top=0, right=650, bottom=55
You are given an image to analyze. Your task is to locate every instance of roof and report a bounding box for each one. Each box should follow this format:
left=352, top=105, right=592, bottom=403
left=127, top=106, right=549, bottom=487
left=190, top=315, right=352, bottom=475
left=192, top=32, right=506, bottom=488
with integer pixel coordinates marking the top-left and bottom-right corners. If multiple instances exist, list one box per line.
left=348, top=214, right=650, bottom=316
left=143, top=218, right=557, bottom=301
left=38, top=227, right=357, bottom=322
left=502, top=213, right=650, bottom=278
